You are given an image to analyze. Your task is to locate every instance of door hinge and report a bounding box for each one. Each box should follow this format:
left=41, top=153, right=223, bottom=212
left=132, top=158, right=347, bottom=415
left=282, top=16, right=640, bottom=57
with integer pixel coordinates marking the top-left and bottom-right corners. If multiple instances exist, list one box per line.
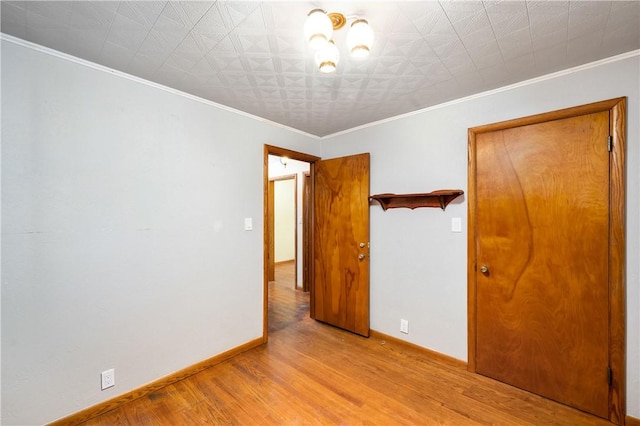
left=608, top=136, right=613, bottom=152
left=607, top=366, right=613, bottom=386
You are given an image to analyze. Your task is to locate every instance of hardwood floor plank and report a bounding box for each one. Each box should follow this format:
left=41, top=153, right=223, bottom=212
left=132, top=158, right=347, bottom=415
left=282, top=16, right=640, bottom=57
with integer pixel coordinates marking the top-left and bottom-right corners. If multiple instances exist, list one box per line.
left=266, top=324, right=517, bottom=425
left=240, top=353, right=363, bottom=424
left=76, top=262, right=614, bottom=426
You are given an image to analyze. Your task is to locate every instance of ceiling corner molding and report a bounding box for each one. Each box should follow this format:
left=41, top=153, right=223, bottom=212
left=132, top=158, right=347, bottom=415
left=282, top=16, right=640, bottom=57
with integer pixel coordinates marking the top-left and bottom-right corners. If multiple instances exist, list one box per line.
left=0, top=33, right=321, bottom=141
left=321, top=49, right=640, bottom=140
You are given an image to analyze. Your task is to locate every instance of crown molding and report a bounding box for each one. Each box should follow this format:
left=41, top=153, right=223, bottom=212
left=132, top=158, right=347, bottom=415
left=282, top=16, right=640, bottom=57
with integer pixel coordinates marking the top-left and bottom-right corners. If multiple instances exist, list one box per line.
left=0, top=33, right=321, bottom=141
left=322, top=49, right=640, bottom=140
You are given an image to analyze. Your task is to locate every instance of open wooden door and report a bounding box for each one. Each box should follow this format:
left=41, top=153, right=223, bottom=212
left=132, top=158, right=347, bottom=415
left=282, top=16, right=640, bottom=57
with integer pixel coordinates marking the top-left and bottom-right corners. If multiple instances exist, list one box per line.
left=313, top=153, right=370, bottom=337
left=468, top=98, right=626, bottom=423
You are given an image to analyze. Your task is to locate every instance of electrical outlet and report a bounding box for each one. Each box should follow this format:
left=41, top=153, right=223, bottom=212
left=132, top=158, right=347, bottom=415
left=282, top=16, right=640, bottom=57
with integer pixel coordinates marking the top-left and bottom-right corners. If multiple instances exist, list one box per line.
left=101, top=368, right=115, bottom=390
left=400, top=319, right=409, bottom=334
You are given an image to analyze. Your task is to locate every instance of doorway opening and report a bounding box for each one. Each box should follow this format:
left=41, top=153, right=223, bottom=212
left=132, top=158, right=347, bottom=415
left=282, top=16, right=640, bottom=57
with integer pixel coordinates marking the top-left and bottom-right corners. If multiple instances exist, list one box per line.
left=270, top=173, right=298, bottom=288
left=268, top=159, right=305, bottom=334
left=263, top=145, right=320, bottom=341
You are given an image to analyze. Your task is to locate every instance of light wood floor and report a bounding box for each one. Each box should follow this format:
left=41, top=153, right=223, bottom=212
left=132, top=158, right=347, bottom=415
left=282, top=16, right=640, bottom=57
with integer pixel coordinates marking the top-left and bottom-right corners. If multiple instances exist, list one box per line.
left=80, top=262, right=611, bottom=425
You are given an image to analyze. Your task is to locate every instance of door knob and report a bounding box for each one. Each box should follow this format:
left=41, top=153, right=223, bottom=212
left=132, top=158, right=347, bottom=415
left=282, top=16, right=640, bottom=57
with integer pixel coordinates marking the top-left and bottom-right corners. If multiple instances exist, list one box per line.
left=358, top=253, right=366, bottom=260
left=359, top=242, right=366, bottom=248
left=480, top=265, right=489, bottom=274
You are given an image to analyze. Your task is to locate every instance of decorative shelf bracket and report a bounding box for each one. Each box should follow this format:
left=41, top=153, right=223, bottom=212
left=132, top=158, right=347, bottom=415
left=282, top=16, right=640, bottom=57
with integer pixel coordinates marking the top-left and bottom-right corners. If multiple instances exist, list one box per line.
left=370, top=190, right=464, bottom=211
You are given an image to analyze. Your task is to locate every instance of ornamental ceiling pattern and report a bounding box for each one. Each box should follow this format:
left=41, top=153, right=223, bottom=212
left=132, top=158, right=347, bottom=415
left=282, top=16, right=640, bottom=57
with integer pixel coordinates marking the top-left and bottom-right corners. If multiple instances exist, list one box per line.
left=2, top=1, right=639, bottom=137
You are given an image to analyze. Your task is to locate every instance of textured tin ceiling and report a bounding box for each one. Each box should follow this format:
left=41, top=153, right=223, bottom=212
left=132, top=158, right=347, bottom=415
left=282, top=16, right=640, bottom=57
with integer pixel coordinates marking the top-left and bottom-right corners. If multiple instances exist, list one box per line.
left=2, top=1, right=639, bottom=137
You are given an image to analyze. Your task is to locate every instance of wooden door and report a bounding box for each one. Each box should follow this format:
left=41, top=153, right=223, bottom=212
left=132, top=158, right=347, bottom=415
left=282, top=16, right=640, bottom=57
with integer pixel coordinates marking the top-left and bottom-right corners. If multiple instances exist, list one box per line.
left=313, top=153, right=370, bottom=336
left=468, top=98, right=627, bottom=423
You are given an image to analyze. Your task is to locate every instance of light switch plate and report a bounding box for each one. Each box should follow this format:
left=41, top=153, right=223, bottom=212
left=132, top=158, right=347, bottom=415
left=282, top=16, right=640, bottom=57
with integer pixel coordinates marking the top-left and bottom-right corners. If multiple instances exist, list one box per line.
left=400, top=319, right=409, bottom=334
left=244, top=217, right=253, bottom=231
left=451, top=217, right=462, bottom=233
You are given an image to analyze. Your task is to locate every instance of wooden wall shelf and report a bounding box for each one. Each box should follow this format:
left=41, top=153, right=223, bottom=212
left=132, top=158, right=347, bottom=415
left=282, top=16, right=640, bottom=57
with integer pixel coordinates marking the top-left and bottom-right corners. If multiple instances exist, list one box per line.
left=370, top=190, right=464, bottom=211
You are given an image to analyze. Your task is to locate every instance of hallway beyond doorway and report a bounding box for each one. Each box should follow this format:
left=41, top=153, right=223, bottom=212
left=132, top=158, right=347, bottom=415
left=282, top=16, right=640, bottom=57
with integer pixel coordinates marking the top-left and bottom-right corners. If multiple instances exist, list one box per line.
left=268, top=261, right=309, bottom=334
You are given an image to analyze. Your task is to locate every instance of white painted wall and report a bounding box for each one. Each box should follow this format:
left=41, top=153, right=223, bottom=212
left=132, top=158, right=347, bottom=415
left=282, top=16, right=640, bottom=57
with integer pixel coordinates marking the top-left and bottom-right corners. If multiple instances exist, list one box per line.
left=0, top=39, right=319, bottom=425
left=320, top=53, right=640, bottom=418
left=274, top=179, right=295, bottom=262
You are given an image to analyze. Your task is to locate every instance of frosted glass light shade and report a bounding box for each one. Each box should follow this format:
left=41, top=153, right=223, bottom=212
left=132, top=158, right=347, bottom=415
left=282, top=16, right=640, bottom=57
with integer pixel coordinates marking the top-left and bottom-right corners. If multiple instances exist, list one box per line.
left=315, top=40, right=340, bottom=73
left=346, top=19, right=374, bottom=59
left=304, top=9, right=333, bottom=50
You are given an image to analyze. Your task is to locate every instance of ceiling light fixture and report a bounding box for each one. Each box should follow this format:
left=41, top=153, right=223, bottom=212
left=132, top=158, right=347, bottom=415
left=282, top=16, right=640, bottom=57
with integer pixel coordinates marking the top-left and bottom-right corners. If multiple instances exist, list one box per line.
left=304, top=9, right=373, bottom=73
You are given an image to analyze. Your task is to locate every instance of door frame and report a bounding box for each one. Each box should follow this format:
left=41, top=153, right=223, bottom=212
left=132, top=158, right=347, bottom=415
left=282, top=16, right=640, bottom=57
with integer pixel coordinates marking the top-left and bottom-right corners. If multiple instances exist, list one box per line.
left=263, top=145, right=320, bottom=342
left=467, top=97, right=626, bottom=424
left=302, top=171, right=311, bottom=292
